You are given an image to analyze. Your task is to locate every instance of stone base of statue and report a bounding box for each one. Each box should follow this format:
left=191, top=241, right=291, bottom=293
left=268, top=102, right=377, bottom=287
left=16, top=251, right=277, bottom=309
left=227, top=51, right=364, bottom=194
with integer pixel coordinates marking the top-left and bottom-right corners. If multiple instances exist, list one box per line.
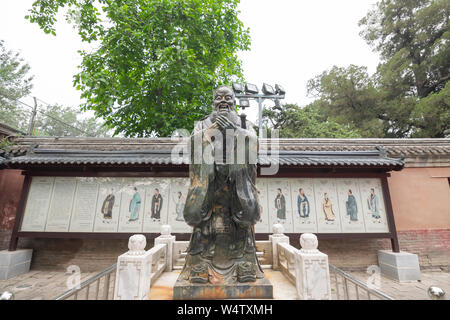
left=173, top=276, right=273, bottom=300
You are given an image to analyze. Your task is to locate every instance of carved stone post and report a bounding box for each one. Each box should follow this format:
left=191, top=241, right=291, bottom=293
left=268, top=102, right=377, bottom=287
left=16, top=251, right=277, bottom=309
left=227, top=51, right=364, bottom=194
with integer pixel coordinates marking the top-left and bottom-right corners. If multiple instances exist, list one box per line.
left=113, top=234, right=152, bottom=300
left=269, top=224, right=289, bottom=270
left=154, top=225, right=176, bottom=272
left=294, top=233, right=331, bottom=300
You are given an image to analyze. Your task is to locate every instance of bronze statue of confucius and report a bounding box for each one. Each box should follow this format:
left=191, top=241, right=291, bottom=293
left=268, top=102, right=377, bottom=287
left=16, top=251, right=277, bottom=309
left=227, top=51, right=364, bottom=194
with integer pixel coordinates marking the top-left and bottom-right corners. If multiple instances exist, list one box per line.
left=180, top=85, right=263, bottom=284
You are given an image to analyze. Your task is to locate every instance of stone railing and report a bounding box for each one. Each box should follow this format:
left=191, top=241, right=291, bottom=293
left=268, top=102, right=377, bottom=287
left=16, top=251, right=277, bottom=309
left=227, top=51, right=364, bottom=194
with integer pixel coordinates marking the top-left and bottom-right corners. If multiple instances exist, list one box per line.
left=113, top=234, right=168, bottom=300
left=113, top=224, right=332, bottom=300
left=273, top=224, right=332, bottom=300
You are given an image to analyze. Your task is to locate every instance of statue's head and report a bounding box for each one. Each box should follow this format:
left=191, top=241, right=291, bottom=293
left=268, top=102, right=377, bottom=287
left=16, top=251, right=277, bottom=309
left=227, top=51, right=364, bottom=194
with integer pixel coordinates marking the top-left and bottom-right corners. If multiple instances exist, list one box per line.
left=212, top=85, right=236, bottom=115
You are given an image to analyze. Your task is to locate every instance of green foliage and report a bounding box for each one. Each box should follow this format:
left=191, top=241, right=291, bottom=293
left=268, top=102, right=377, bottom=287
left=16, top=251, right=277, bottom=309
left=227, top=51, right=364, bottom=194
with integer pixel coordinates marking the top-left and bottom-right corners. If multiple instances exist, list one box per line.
left=262, top=103, right=361, bottom=138
left=27, top=0, right=251, bottom=137
left=359, top=0, right=449, bottom=98
left=0, top=40, right=33, bottom=132
left=358, top=0, right=449, bottom=137
left=33, top=104, right=111, bottom=137
left=411, top=81, right=450, bottom=137
left=307, top=65, right=387, bottom=137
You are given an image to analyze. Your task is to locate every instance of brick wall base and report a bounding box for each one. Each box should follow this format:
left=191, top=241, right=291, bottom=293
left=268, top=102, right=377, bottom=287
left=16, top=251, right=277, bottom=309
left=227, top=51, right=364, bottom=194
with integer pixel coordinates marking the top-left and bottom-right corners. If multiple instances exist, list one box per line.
left=1, top=229, right=447, bottom=272
left=0, top=230, right=12, bottom=251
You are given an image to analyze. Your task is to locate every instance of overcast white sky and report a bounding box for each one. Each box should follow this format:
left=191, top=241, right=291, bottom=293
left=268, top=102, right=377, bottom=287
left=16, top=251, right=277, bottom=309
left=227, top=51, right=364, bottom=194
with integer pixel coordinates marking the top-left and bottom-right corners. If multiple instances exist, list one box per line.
left=0, top=0, right=380, bottom=125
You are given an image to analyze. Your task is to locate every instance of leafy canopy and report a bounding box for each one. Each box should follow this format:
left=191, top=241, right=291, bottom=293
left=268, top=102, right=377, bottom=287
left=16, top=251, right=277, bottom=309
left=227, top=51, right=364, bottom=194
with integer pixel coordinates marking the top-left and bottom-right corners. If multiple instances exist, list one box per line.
left=27, top=0, right=251, bottom=137
left=262, top=102, right=361, bottom=139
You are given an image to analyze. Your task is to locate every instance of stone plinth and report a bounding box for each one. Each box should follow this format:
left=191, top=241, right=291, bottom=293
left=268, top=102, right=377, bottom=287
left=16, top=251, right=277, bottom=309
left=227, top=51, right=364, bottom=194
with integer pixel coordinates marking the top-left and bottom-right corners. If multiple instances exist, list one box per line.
left=378, top=250, right=421, bottom=282
left=173, top=276, right=273, bottom=300
left=0, top=249, right=33, bottom=280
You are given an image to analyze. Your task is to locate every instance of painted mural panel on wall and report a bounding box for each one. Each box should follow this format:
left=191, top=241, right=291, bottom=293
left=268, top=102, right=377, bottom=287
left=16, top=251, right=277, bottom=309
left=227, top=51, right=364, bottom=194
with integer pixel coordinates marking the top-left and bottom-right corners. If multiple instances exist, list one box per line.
left=117, top=179, right=145, bottom=233
left=167, top=178, right=190, bottom=233
left=314, top=178, right=342, bottom=233
left=93, top=178, right=123, bottom=233
left=255, top=178, right=270, bottom=233
left=289, top=178, right=318, bottom=233
left=359, top=178, right=389, bottom=233
left=142, top=178, right=171, bottom=233
left=335, top=179, right=367, bottom=233
left=19, top=176, right=390, bottom=234
left=267, top=179, right=294, bottom=233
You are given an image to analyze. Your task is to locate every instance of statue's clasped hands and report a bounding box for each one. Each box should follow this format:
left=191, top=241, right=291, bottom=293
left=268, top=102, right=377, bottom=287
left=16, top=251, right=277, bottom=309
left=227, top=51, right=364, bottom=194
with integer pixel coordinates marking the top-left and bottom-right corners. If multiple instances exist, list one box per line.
left=209, top=114, right=237, bottom=131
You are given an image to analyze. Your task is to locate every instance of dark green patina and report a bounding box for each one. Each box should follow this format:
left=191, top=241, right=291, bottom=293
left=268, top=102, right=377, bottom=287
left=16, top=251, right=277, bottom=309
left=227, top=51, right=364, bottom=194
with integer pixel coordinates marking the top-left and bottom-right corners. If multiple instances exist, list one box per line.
left=178, top=85, right=267, bottom=291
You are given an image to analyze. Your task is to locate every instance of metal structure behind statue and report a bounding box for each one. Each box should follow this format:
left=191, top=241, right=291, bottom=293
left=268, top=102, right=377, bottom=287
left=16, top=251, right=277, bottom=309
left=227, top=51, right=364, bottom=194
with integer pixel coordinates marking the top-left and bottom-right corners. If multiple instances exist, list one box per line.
left=179, top=85, right=264, bottom=285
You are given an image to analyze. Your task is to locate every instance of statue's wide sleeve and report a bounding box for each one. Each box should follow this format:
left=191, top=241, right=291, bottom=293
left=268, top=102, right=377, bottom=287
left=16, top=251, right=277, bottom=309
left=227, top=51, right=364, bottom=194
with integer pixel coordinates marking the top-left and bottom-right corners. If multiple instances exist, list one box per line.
left=230, top=124, right=260, bottom=227
left=183, top=121, right=214, bottom=227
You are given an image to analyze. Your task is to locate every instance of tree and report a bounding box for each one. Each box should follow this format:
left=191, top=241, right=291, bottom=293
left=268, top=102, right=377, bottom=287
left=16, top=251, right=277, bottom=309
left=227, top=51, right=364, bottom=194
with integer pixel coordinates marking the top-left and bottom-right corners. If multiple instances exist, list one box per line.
left=262, top=102, right=361, bottom=138
left=33, top=104, right=111, bottom=137
left=359, top=0, right=449, bottom=137
left=27, top=0, right=251, bottom=137
left=307, top=65, right=389, bottom=137
left=0, top=40, right=33, bottom=132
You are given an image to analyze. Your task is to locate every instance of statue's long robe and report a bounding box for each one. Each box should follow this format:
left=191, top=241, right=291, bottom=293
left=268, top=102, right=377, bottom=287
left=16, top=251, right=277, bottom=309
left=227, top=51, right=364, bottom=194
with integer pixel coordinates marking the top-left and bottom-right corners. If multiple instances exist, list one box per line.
left=181, top=111, right=263, bottom=283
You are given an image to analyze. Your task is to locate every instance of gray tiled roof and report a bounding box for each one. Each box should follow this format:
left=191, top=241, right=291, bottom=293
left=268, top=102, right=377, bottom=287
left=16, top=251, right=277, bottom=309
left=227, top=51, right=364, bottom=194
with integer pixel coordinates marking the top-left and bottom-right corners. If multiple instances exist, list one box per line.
left=4, top=137, right=450, bottom=157
left=5, top=148, right=404, bottom=169
left=3, top=136, right=449, bottom=169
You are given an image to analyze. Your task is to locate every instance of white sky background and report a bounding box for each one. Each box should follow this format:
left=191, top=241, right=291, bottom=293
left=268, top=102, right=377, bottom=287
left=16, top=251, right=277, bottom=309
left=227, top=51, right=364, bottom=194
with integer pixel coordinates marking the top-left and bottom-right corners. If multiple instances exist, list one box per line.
left=0, top=0, right=380, bottom=129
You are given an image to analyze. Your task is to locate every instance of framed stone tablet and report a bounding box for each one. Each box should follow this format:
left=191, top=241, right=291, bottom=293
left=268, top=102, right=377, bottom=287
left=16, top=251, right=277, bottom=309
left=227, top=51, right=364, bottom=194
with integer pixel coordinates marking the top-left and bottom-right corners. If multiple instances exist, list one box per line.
left=21, top=176, right=55, bottom=232
left=45, top=177, right=77, bottom=232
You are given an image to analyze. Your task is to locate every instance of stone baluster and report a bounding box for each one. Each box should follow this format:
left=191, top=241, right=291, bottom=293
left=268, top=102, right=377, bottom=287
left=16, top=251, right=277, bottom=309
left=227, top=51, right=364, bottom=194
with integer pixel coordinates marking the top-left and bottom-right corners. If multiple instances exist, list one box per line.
left=154, top=225, right=176, bottom=272
left=294, top=233, right=331, bottom=300
left=269, top=223, right=289, bottom=270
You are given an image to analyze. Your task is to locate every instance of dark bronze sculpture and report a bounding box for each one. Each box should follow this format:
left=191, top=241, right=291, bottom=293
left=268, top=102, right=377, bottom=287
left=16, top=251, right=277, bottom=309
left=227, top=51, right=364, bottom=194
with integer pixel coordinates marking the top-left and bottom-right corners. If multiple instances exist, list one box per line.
left=179, top=85, right=263, bottom=285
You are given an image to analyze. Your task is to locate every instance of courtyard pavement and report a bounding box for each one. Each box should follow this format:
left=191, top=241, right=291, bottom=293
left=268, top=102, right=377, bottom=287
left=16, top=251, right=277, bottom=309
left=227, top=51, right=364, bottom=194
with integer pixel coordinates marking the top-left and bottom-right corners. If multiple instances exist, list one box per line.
left=1, top=268, right=448, bottom=300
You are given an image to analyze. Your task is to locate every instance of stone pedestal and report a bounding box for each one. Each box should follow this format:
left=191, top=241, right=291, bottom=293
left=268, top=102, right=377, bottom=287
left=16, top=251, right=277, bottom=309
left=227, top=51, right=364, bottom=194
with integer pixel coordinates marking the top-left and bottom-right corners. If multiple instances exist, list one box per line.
left=294, top=234, right=331, bottom=300
left=173, top=277, right=273, bottom=300
left=114, top=235, right=152, bottom=300
left=154, top=225, right=176, bottom=272
left=269, top=223, right=289, bottom=270
left=378, top=250, right=421, bottom=282
left=0, top=249, right=33, bottom=280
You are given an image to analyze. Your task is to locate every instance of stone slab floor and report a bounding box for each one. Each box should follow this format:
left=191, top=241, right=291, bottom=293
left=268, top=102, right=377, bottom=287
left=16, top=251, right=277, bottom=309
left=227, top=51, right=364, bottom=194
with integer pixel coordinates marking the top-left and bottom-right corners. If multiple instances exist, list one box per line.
left=1, top=268, right=449, bottom=300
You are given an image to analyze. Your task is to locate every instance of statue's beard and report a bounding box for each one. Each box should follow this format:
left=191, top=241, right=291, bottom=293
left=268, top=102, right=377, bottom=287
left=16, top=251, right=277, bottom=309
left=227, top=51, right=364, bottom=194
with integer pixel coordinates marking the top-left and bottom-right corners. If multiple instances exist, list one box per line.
left=210, top=108, right=239, bottom=128
left=211, top=109, right=232, bottom=121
